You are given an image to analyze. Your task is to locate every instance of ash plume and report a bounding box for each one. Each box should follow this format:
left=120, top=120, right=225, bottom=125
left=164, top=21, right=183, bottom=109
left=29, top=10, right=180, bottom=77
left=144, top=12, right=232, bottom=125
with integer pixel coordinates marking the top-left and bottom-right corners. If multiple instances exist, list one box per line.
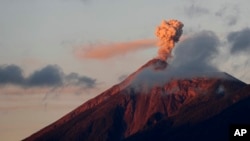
left=75, top=39, right=156, bottom=59
left=155, top=19, right=184, bottom=60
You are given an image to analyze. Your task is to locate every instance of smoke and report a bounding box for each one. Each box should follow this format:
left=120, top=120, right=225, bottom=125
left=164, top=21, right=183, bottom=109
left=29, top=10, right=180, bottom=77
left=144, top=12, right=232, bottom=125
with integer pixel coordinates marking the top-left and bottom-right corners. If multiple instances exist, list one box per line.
left=129, top=30, right=221, bottom=90
left=172, top=30, right=219, bottom=73
left=155, top=19, right=184, bottom=60
left=75, top=19, right=184, bottom=60
left=75, top=39, right=156, bottom=59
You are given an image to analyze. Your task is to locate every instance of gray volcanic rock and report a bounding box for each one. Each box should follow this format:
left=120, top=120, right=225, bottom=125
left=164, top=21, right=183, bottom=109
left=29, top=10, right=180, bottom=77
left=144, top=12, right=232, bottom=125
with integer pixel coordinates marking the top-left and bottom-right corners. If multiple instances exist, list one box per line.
left=24, top=59, right=249, bottom=141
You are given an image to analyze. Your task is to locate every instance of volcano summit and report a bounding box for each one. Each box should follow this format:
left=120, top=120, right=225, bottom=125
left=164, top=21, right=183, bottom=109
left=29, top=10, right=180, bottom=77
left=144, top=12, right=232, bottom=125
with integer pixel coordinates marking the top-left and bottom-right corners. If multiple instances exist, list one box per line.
left=24, top=58, right=250, bottom=141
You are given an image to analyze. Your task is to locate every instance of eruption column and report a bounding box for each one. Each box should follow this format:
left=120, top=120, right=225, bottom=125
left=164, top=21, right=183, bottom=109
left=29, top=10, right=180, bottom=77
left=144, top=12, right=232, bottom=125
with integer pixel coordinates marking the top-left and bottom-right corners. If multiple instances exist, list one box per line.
left=155, top=19, right=184, bottom=60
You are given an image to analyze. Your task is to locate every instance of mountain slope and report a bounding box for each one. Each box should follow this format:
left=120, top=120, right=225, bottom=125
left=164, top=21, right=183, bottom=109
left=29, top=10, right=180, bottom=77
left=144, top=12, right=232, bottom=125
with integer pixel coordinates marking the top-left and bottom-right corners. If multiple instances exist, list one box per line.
left=24, top=59, right=249, bottom=141
left=125, top=85, right=250, bottom=141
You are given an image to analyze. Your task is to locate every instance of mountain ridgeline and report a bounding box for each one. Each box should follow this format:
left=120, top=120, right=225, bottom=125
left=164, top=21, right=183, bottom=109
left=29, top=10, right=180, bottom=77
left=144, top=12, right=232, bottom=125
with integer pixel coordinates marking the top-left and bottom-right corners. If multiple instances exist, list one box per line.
left=24, top=59, right=250, bottom=141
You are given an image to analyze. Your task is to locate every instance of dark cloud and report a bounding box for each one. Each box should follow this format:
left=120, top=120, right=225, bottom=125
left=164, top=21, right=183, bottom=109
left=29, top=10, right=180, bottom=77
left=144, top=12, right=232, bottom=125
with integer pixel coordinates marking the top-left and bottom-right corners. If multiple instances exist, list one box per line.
left=215, top=4, right=240, bottom=26
left=227, top=28, right=250, bottom=54
left=78, top=76, right=96, bottom=88
left=172, top=30, right=219, bottom=73
left=27, top=65, right=63, bottom=87
left=184, top=4, right=210, bottom=18
left=0, top=64, right=97, bottom=89
left=0, top=65, right=25, bottom=85
left=66, top=72, right=96, bottom=88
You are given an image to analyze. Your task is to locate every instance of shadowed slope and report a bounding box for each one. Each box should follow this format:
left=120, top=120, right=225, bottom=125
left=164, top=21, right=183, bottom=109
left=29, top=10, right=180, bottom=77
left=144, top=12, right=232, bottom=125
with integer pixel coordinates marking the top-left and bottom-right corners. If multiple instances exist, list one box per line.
left=125, top=85, right=250, bottom=141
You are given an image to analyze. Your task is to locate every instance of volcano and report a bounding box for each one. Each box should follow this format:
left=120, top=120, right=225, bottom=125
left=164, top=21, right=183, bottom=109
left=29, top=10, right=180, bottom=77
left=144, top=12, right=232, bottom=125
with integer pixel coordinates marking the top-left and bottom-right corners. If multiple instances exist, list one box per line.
left=24, top=59, right=250, bottom=141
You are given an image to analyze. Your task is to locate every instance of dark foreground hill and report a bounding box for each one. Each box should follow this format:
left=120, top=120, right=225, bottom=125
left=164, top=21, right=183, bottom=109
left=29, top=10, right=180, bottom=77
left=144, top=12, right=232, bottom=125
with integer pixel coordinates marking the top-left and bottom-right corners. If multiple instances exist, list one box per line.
left=24, top=59, right=250, bottom=141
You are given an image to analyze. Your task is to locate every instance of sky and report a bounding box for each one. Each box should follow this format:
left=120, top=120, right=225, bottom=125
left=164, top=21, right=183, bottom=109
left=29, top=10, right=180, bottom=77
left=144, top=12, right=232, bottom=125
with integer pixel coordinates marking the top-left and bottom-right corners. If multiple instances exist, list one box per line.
left=1, top=0, right=250, bottom=140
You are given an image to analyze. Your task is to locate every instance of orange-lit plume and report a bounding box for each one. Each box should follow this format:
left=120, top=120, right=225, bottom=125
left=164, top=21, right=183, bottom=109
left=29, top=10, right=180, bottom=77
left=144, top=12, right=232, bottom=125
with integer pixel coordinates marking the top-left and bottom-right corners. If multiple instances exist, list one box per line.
left=75, top=39, right=156, bottom=59
left=155, top=19, right=184, bottom=60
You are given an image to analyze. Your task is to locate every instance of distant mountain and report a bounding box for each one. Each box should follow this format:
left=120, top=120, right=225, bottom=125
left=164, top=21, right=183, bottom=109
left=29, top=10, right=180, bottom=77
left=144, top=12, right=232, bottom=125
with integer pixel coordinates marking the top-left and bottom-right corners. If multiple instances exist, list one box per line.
left=24, top=59, right=250, bottom=141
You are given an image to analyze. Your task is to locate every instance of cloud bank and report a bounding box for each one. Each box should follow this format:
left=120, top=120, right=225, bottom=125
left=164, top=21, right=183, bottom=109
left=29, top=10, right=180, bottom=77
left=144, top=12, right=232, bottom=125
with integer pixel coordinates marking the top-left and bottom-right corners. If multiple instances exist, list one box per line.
left=0, top=65, right=97, bottom=89
left=0, top=65, right=24, bottom=85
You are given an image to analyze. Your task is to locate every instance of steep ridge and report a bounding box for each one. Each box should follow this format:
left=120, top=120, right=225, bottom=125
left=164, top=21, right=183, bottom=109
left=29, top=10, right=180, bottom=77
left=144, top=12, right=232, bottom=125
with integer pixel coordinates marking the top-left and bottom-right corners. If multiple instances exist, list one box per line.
left=23, top=59, right=167, bottom=140
left=125, top=85, right=250, bottom=141
left=24, top=59, right=248, bottom=141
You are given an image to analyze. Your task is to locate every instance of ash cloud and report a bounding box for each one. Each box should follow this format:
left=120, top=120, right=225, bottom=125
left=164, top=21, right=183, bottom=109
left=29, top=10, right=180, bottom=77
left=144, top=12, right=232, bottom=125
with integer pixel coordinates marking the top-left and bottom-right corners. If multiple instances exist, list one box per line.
left=76, top=19, right=183, bottom=61
left=155, top=19, right=184, bottom=60
left=131, top=30, right=221, bottom=89
left=172, top=30, right=219, bottom=73
left=75, top=39, right=156, bottom=60
left=0, top=64, right=97, bottom=89
left=227, top=28, right=250, bottom=54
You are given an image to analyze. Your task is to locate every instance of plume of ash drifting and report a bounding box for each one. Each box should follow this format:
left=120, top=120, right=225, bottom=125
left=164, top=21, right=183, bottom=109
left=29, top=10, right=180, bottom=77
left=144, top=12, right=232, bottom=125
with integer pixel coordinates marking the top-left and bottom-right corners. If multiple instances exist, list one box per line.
left=155, top=19, right=184, bottom=60
left=75, top=39, right=156, bottom=59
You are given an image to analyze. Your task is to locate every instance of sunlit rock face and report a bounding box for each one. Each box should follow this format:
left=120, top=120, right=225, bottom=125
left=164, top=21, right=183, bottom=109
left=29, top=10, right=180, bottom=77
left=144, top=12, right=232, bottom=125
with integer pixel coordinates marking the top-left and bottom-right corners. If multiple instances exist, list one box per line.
left=24, top=59, right=249, bottom=141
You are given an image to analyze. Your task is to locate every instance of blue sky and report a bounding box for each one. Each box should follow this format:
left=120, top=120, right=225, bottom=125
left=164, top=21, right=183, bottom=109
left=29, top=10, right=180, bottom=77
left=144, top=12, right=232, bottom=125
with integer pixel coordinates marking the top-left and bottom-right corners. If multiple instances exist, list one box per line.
left=1, top=0, right=250, bottom=140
